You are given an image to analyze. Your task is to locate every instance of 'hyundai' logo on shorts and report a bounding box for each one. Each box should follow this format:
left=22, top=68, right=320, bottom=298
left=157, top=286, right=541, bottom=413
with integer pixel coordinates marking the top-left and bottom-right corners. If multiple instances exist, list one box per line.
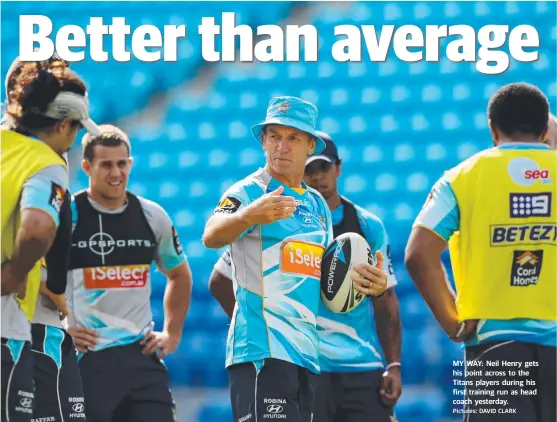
left=72, top=403, right=84, bottom=412
left=267, top=405, right=283, bottom=414
left=20, top=398, right=33, bottom=408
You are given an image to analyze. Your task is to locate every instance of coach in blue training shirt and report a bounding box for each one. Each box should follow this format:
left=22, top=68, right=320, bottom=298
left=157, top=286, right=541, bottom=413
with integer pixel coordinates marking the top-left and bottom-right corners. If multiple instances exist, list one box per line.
left=203, top=97, right=388, bottom=422
left=303, top=132, right=402, bottom=422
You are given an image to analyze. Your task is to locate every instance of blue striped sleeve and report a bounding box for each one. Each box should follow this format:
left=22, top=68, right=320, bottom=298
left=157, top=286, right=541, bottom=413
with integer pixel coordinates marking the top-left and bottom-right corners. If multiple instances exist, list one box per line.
left=414, top=176, right=459, bottom=241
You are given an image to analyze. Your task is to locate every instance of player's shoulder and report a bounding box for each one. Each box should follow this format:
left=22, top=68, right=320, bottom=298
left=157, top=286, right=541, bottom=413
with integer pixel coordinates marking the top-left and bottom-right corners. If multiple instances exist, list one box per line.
left=29, top=164, right=68, bottom=186
left=306, top=186, right=329, bottom=211
left=306, top=185, right=324, bottom=201
left=136, top=194, right=171, bottom=221
left=353, top=202, right=386, bottom=233
left=226, top=168, right=270, bottom=199
left=445, top=147, right=498, bottom=180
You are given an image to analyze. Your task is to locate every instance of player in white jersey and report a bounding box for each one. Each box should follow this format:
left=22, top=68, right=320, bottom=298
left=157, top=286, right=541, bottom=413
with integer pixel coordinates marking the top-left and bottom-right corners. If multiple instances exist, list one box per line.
left=203, top=96, right=388, bottom=422
left=62, top=125, right=193, bottom=422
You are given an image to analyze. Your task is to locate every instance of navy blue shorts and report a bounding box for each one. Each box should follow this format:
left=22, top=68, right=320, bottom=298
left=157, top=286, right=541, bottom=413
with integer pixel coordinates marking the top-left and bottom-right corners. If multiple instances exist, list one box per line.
left=78, top=341, right=176, bottom=422
left=1, top=339, right=34, bottom=422
left=314, top=369, right=395, bottom=422
left=31, top=324, right=87, bottom=421
left=464, top=341, right=556, bottom=422
left=228, top=358, right=318, bottom=422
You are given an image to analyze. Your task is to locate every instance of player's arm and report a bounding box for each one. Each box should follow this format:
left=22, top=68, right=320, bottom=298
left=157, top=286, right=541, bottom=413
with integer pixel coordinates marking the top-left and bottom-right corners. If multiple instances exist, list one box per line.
left=404, top=177, right=475, bottom=342
left=370, top=234, right=401, bottom=367
left=203, top=185, right=296, bottom=249
left=44, top=189, right=72, bottom=295
left=373, top=288, right=401, bottom=365
left=360, top=216, right=402, bottom=405
left=1, top=166, right=67, bottom=297
left=208, top=251, right=235, bottom=318
left=141, top=203, right=192, bottom=358
left=159, top=260, right=192, bottom=355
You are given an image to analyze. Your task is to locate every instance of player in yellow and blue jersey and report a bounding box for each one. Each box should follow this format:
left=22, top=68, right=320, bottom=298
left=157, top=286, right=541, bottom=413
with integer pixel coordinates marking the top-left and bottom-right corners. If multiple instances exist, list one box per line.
left=1, top=57, right=99, bottom=422
left=203, top=96, right=388, bottom=422
left=406, top=83, right=556, bottom=422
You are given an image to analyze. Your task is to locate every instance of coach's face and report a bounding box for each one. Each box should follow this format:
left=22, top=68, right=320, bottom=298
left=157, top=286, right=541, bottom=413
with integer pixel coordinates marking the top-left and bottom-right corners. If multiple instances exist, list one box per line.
left=262, top=124, right=316, bottom=177
left=83, top=144, right=133, bottom=202
left=304, top=160, right=340, bottom=200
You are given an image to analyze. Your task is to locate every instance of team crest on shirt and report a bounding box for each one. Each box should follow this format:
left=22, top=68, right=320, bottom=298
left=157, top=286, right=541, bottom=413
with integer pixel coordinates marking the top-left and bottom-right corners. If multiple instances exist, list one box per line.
left=48, top=182, right=65, bottom=214
left=171, top=226, right=183, bottom=255
left=214, top=197, right=241, bottom=215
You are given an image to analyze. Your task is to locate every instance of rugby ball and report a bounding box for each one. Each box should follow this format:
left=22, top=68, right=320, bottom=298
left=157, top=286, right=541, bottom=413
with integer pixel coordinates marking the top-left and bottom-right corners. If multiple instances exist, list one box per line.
left=320, top=232, right=373, bottom=313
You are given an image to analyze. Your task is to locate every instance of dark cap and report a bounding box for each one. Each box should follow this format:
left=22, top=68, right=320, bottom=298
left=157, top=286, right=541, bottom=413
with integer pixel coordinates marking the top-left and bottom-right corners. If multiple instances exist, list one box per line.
left=306, top=130, right=339, bottom=165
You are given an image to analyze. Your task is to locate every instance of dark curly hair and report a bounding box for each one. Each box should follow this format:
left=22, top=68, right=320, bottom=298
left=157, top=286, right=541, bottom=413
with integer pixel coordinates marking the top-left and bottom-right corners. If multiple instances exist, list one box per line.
left=5, top=56, right=86, bottom=134
left=488, top=82, right=549, bottom=139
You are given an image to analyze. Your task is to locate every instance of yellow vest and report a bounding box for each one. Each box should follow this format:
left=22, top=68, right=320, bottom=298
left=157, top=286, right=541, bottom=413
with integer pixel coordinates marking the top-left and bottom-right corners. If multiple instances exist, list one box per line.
left=1, top=129, right=66, bottom=320
left=446, top=146, right=557, bottom=321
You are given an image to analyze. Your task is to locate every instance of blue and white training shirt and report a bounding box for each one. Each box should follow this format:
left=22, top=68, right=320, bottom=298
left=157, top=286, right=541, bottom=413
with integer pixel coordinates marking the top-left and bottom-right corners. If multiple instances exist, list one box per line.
left=215, top=168, right=333, bottom=374
left=214, top=199, right=397, bottom=372
left=317, top=203, right=397, bottom=372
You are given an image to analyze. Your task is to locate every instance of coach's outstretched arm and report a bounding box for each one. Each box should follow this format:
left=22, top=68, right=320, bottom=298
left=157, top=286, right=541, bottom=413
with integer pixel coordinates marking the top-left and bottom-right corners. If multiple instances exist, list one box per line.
left=203, top=186, right=296, bottom=249
left=405, top=227, right=476, bottom=342
left=1, top=209, right=57, bottom=297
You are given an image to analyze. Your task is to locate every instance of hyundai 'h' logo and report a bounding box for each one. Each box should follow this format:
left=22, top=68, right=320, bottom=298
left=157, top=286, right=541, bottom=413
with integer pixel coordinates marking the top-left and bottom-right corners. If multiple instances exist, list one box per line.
left=267, top=405, right=283, bottom=414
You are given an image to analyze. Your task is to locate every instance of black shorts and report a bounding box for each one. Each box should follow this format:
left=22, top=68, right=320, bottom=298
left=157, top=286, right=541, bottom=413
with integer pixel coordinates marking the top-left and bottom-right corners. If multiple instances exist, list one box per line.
left=314, top=370, right=394, bottom=422
left=78, top=340, right=176, bottom=422
left=1, top=339, right=34, bottom=422
left=31, top=324, right=87, bottom=421
left=463, top=340, right=556, bottom=422
left=228, top=358, right=318, bottom=422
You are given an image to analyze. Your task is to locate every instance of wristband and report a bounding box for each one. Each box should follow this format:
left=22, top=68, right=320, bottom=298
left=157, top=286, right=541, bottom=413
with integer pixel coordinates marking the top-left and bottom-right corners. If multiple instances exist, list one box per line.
left=385, top=362, right=401, bottom=371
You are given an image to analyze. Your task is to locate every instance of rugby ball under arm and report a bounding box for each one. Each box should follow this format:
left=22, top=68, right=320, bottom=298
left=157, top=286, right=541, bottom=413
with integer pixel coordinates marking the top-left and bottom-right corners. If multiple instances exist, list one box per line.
left=320, top=232, right=373, bottom=313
